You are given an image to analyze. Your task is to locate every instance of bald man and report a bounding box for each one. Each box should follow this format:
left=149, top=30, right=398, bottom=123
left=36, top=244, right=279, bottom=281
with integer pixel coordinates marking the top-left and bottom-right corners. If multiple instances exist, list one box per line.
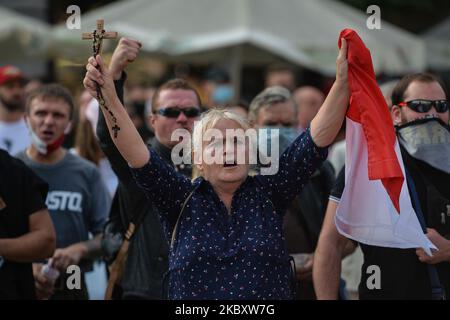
left=294, top=86, right=325, bottom=131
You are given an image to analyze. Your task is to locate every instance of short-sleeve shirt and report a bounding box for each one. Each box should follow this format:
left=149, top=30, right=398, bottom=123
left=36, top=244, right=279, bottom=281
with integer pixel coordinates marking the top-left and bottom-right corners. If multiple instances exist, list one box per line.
left=0, top=149, right=48, bottom=299
left=0, top=119, right=30, bottom=155
left=329, top=166, right=345, bottom=203
left=329, top=163, right=450, bottom=299
left=131, top=128, right=328, bottom=299
left=16, top=151, right=110, bottom=270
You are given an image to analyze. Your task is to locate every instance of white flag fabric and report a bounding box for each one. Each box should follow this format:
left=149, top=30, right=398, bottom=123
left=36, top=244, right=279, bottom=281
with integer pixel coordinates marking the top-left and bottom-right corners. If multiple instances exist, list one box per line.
left=334, top=29, right=435, bottom=254
left=335, top=118, right=435, bottom=254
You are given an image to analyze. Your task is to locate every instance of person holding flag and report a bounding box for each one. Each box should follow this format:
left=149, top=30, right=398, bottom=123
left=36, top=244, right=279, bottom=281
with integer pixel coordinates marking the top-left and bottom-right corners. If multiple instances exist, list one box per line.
left=83, top=35, right=350, bottom=299
left=314, top=29, right=450, bottom=300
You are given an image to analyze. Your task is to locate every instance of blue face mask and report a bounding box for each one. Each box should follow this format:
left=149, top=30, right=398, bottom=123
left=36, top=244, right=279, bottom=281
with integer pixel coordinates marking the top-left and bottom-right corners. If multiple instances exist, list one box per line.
left=278, top=127, right=299, bottom=150
left=260, top=127, right=299, bottom=154
left=212, top=85, right=234, bottom=104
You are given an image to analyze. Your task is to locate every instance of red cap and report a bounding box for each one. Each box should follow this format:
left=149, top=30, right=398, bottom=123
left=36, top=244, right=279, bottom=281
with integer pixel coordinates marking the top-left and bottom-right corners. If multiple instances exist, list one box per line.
left=0, top=65, right=24, bottom=86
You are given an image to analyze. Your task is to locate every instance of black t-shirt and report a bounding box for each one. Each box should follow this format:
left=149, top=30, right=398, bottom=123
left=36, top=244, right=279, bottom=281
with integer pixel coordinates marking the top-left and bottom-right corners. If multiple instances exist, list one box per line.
left=0, top=149, right=48, bottom=299
left=329, top=166, right=345, bottom=201
left=331, top=157, right=450, bottom=299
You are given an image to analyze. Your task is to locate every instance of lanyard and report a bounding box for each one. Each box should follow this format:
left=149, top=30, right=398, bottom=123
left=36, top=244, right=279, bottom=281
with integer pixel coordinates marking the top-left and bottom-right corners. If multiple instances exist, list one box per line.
left=405, top=170, right=446, bottom=300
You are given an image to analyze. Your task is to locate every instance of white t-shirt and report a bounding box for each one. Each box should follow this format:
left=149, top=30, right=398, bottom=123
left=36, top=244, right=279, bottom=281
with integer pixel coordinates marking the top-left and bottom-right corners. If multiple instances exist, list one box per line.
left=0, top=119, right=30, bottom=155
left=98, top=157, right=118, bottom=198
left=327, top=139, right=346, bottom=176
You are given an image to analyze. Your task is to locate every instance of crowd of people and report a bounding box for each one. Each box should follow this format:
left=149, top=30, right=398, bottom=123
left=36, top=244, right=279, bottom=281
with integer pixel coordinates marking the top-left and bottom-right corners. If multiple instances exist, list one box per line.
left=0, top=33, right=449, bottom=300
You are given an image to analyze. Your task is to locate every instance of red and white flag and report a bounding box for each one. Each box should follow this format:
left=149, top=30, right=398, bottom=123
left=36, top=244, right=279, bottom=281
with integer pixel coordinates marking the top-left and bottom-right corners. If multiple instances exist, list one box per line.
left=334, top=29, right=435, bottom=254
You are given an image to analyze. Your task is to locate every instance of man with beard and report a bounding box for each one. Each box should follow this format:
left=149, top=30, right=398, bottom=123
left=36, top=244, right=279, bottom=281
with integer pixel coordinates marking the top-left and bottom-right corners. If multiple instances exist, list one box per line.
left=314, top=73, right=450, bottom=300
left=0, top=66, right=30, bottom=155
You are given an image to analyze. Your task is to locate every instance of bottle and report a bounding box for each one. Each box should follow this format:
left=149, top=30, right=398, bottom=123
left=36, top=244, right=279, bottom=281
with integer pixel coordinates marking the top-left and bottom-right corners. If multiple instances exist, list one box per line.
left=41, top=259, right=60, bottom=282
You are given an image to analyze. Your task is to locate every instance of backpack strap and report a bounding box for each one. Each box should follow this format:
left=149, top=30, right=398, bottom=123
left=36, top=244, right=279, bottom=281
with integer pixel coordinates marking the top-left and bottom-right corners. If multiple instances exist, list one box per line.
left=170, top=190, right=196, bottom=250
left=104, top=222, right=136, bottom=300
left=161, top=189, right=196, bottom=299
left=406, top=169, right=446, bottom=300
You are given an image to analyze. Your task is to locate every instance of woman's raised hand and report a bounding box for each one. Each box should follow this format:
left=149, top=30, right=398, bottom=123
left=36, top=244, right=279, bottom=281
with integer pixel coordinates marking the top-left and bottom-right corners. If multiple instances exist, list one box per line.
left=83, top=55, right=116, bottom=101
left=336, top=38, right=348, bottom=84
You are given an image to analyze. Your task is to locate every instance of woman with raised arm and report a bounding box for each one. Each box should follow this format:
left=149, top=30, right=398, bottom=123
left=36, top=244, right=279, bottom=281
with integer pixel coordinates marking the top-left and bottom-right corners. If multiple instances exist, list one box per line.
left=83, top=39, right=349, bottom=300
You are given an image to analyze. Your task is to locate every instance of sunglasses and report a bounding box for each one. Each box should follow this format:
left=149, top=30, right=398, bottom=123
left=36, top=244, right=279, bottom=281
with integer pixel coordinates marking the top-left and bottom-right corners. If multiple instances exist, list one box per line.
left=398, top=99, right=448, bottom=113
left=156, top=107, right=201, bottom=118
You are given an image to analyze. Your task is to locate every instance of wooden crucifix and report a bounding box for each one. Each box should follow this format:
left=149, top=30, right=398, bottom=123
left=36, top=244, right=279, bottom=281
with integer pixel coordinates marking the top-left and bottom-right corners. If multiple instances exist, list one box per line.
left=82, top=19, right=118, bottom=55
left=82, top=20, right=121, bottom=138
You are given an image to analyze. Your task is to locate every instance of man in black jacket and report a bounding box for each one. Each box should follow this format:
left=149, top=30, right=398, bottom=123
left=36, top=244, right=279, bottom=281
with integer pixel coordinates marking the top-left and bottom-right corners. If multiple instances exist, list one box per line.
left=314, top=73, right=450, bottom=300
left=248, top=86, right=335, bottom=299
left=91, top=38, right=201, bottom=299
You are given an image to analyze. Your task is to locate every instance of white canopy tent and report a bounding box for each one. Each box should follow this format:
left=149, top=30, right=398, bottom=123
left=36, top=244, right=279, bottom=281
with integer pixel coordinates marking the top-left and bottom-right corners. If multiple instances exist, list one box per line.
left=0, top=6, right=50, bottom=60
left=52, top=0, right=426, bottom=96
left=51, top=0, right=166, bottom=59
left=423, top=17, right=450, bottom=70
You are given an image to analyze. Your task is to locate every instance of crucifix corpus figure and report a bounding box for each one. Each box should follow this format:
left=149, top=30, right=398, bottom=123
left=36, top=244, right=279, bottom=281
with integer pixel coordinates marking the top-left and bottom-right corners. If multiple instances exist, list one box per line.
left=82, top=20, right=121, bottom=138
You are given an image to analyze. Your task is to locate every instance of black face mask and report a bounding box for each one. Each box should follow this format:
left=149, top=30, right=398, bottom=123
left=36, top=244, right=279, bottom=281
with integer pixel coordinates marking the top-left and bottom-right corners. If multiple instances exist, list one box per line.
left=396, top=117, right=450, bottom=174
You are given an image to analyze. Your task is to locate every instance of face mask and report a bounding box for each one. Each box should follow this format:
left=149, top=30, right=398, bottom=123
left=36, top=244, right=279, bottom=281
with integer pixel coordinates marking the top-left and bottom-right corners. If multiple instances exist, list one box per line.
left=278, top=127, right=299, bottom=150
left=396, top=117, right=450, bottom=174
left=260, top=127, right=298, bottom=154
left=27, top=119, right=67, bottom=155
left=212, top=85, right=234, bottom=104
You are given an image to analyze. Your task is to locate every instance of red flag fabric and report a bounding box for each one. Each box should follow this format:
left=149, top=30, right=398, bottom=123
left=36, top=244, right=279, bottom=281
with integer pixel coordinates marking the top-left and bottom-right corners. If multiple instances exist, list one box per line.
left=339, top=28, right=403, bottom=213
left=334, top=29, right=434, bottom=253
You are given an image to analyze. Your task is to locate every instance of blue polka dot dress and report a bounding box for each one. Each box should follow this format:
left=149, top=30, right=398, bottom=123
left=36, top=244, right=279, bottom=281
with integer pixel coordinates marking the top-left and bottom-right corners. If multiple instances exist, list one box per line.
left=130, top=128, right=328, bottom=299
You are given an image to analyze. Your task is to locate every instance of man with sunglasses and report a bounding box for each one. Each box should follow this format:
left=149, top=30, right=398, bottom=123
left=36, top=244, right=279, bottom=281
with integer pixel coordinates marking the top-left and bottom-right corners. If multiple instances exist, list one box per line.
left=388, top=73, right=450, bottom=299
left=86, top=37, right=201, bottom=299
left=314, top=73, right=450, bottom=300
left=392, top=79, right=448, bottom=125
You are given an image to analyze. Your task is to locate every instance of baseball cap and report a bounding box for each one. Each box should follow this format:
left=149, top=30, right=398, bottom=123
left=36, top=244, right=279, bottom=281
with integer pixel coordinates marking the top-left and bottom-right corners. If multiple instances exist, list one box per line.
left=0, top=65, right=25, bottom=86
